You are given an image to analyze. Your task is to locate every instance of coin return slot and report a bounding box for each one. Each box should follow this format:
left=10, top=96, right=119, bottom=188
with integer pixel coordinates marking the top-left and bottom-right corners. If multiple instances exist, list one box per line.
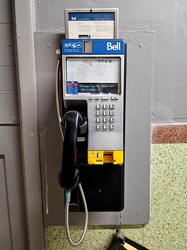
left=103, top=152, right=113, bottom=163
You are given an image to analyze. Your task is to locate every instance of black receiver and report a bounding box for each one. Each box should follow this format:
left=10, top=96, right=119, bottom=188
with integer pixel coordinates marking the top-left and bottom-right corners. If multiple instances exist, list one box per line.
left=58, top=111, right=86, bottom=190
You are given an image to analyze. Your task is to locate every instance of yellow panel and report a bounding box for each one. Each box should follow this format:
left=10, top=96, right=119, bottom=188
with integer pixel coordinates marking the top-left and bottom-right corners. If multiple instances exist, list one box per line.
left=88, top=150, right=123, bottom=165
left=88, top=151, right=104, bottom=164
left=113, top=151, right=123, bottom=164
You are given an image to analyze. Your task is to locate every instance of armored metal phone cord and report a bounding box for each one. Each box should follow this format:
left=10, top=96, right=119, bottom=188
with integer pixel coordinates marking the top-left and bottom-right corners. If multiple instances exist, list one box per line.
left=56, top=58, right=64, bottom=140
left=65, top=183, right=88, bottom=246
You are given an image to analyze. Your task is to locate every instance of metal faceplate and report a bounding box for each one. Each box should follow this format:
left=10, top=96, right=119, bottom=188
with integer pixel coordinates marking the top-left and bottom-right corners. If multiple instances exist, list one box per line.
left=61, top=39, right=126, bottom=154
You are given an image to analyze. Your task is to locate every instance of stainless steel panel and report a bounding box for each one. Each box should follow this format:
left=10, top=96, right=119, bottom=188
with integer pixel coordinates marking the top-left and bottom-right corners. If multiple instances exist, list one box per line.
left=121, top=31, right=153, bottom=224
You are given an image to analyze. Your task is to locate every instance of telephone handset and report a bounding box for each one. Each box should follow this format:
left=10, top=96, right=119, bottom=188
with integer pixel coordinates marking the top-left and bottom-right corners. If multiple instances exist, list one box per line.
left=57, top=110, right=88, bottom=246
left=58, top=111, right=87, bottom=190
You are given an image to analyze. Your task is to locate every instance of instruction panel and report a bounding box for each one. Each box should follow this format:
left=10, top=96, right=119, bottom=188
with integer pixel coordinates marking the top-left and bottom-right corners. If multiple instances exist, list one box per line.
left=67, top=13, right=115, bottom=39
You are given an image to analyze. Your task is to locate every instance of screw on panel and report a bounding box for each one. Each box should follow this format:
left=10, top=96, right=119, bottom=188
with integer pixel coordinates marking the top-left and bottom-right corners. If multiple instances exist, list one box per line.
left=56, top=49, right=60, bottom=57
left=138, top=43, right=143, bottom=48
left=47, top=43, right=51, bottom=48
left=12, top=116, right=16, bottom=122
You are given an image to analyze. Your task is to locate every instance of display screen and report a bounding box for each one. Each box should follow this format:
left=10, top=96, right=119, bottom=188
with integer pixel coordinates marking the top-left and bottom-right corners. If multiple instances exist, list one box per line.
left=66, top=57, right=121, bottom=94
left=78, top=83, right=118, bottom=94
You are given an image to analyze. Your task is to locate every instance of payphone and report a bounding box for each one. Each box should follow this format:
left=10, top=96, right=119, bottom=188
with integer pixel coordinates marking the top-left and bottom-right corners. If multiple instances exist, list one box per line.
left=56, top=39, right=126, bottom=245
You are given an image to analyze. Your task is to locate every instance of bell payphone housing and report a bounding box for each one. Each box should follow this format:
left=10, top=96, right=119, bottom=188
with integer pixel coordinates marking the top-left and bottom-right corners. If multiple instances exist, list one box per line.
left=59, top=39, right=126, bottom=212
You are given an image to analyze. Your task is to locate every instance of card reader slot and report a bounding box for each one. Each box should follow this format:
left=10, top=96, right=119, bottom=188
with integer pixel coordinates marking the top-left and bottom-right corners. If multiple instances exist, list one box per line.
left=84, top=41, right=92, bottom=53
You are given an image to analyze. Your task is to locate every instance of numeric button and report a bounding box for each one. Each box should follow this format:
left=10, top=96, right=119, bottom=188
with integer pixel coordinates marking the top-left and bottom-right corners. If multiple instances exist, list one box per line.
left=96, top=117, right=101, bottom=123
left=109, top=117, right=114, bottom=123
left=103, top=124, right=108, bottom=130
left=96, top=124, right=101, bottom=130
left=103, top=117, right=108, bottom=123
left=109, top=111, right=114, bottom=116
left=109, top=104, right=115, bottom=109
left=103, top=111, right=108, bottom=116
left=110, top=124, right=114, bottom=130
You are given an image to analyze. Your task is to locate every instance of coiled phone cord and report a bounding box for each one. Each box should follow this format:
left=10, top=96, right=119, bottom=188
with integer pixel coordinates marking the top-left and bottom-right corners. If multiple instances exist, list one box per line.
left=65, top=183, right=88, bottom=246
left=56, top=57, right=88, bottom=246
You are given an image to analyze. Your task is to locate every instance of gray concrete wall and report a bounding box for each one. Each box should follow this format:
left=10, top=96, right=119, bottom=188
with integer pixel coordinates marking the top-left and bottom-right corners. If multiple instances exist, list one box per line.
left=35, top=0, right=187, bottom=124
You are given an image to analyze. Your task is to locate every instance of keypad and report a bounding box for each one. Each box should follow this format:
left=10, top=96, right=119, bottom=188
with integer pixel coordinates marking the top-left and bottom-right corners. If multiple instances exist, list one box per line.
left=95, top=103, right=115, bottom=131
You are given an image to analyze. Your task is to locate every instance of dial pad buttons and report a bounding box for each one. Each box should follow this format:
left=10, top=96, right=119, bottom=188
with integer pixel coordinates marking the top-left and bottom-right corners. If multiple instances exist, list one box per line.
left=95, top=103, right=116, bottom=131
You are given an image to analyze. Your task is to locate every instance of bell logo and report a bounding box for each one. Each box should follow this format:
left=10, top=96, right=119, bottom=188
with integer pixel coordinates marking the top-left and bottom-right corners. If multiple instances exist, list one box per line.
left=107, top=42, right=121, bottom=50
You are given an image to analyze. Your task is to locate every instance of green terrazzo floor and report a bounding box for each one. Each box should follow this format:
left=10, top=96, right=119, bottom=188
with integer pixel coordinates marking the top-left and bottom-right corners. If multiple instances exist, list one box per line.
left=45, top=144, right=187, bottom=250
